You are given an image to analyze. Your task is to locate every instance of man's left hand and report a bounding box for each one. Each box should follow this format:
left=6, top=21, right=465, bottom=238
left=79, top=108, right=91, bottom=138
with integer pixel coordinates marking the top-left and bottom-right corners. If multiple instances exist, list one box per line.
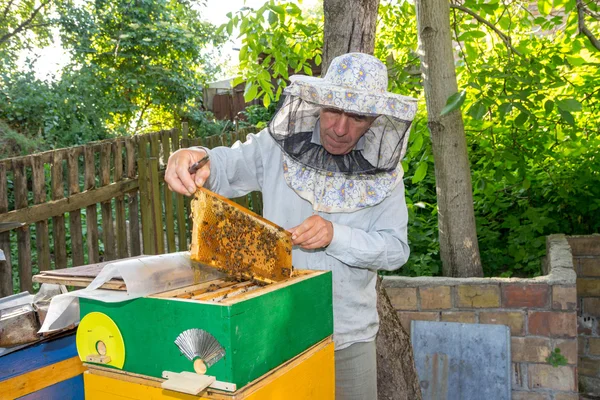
left=288, top=215, right=334, bottom=250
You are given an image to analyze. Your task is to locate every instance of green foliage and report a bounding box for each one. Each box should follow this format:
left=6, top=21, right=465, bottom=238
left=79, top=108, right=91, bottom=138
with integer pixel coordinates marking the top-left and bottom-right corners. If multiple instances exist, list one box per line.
left=220, top=0, right=323, bottom=107
left=239, top=104, right=277, bottom=129
left=0, top=0, right=56, bottom=69
left=0, top=64, right=113, bottom=152
left=1, top=0, right=226, bottom=156
left=228, top=0, right=600, bottom=278
left=0, top=118, right=38, bottom=158
left=546, top=348, right=568, bottom=367
left=55, top=0, right=224, bottom=134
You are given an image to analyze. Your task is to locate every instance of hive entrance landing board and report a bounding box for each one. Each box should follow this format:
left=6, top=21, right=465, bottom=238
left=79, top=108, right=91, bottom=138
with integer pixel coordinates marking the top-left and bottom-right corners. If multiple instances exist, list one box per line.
left=191, top=188, right=293, bottom=283
left=411, top=321, right=511, bottom=400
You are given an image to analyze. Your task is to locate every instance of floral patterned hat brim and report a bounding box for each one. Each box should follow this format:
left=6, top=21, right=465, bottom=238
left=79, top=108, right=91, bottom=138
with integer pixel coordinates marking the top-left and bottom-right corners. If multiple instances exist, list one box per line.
left=285, top=76, right=418, bottom=122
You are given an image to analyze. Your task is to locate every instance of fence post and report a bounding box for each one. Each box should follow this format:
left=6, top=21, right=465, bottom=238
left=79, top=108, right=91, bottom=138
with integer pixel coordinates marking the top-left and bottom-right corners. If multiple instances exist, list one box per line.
left=148, top=134, right=164, bottom=255
left=171, top=128, right=188, bottom=252
left=138, top=135, right=155, bottom=255
left=126, top=137, right=141, bottom=256
left=14, top=158, right=32, bottom=292
left=0, top=162, right=12, bottom=296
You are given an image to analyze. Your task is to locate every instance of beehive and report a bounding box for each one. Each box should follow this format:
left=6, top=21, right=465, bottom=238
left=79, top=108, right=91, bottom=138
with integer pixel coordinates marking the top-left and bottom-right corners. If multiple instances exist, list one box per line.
left=83, top=337, right=334, bottom=399
left=77, top=269, right=333, bottom=390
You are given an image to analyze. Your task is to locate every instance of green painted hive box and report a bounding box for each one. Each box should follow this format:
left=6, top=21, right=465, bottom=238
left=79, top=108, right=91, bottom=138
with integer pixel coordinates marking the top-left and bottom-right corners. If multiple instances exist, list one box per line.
left=77, top=270, right=333, bottom=390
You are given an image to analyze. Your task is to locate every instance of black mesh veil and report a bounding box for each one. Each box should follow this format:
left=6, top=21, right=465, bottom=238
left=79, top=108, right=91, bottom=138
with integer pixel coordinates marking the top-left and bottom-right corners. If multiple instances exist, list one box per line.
left=267, top=95, right=412, bottom=175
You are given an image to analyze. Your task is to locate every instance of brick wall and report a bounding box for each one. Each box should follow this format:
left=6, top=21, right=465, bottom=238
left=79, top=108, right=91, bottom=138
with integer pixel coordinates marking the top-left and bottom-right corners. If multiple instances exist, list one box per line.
left=383, top=234, right=579, bottom=400
left=570, top=235, right=600, bottom=397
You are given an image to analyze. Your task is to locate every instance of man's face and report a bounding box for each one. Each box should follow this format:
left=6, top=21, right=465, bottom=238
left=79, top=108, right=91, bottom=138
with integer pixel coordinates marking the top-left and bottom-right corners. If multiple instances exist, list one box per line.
left=319, top=108, right=376, bottom=155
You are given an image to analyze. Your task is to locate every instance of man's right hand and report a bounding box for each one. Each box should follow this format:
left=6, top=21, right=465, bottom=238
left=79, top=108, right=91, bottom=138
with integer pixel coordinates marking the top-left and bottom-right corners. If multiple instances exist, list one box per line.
left=165, top=148, right=211, bottom=196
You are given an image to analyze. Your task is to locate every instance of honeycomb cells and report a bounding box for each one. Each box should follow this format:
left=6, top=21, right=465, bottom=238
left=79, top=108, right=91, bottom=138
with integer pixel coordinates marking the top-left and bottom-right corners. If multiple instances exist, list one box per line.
left=190, top=188, right=293, bottom=282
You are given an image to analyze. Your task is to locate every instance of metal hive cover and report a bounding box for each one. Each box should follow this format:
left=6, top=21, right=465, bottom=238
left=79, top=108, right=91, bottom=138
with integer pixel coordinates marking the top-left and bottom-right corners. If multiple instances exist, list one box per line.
left=411, top=320, right=511, bottom=400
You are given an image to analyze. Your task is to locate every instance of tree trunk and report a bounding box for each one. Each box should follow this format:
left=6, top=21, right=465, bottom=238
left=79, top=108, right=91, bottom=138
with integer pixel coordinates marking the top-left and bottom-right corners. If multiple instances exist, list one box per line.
left=415, top=0, right=483, bottom=278
left=322, top=0, right=379, bottom=72
left=322, top=1, right=422, bottom=398
left=376, top=277, right=423, bottom=399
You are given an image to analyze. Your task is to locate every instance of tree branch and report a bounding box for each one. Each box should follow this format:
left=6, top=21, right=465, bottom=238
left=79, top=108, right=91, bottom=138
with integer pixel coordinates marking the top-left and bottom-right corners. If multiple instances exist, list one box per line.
left=577, top=0, right=600, bottom=51
left=0, top=0, right=51, bottom=47
left=133, top=96, right=152, bottom=134
left=1, top=0, right=15, bottom=24
left=581, top=0, right=600, bottom=19
left=450, top=3, right=523, bottom=57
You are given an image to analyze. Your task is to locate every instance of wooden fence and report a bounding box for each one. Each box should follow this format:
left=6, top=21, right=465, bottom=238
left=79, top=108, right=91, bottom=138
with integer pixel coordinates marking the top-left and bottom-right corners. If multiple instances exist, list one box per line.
left=0, top=124, right=259, bottom=296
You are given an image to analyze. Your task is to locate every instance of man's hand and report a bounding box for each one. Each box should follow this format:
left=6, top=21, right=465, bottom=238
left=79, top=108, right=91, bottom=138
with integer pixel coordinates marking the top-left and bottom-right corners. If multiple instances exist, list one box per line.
left=165, top=148, right=211, bottom=196
left=288, top=215, right=334, bottom=250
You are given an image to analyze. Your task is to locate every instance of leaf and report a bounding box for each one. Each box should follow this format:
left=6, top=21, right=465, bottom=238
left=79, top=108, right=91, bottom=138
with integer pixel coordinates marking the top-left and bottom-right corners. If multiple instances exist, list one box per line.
left=480, top=3, right=498, bottom=14
left=315, top=54, right=322, bottom=66
left=412, top=162, right=428, bottom=184
left=259, top=69, right=271, bottom=81
left=514, top=112, right=529, bottom=126
left=538, top=0, right=552, bottom=15
left=556, top=99, right=582, bottom=112
left=498, top=102, right=513, bottom=117
left=244, top=82, right=258, bottom=102
left=468, top=101, right=487, bottom=120
left=286, top=3, right=302, bottom=15
left=232, top=76, right=244, bottom=87
left=440, top=91, right=466, bottom=116
left=263, top=94, right=271, bottom=108
left=268, top=4, right=286, bottom=15
left=461, top=31, right=487, bottom=40
left=477, top=178, right=486, bottom=191
left=544, top=100, right=554, bottom=115
left=559, top=109, right=575, bottom=125
left=566, top=55, right=585, bottom=66
left=409, top=134, right=424, bottom=153
left=239, top=45, right=248, bottom=61
left=268, top=11, right=278, bottom=26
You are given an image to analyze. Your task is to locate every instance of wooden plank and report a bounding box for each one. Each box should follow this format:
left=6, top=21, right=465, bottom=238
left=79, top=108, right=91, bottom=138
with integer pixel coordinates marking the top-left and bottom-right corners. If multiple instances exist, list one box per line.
left=191, top=282, right=254, bottom=301
left=0, top=179, right=139, bottom=225
left=84, top=146, right=100, bottom=264
left=181, top=123, right=192, bottom=251
left=161, top=131, right=176, bottom=253
left=152, top=279, right=236, bottom=299
left=113, top=140, right=129, bottom=259
left=0, top=356, right=86, bottom=399
left=149, top=134, right=165, bottom=254
left=33, top=255, right=148, bottom=279
left=16, top=374, right=84, bottom=400
left=82, top=338, right=334, bottom=400
left=13, top=159, right=32, bottom=291
left=0, top=334, right=78, bottom=381
left=137, top=135, right=155, bottom=255
left=51, top=151, right=68, bottom=269
left=100, top=143, right=116, bottom=261
left=171, top=129, right=188, bottom=252
left=32, top=275, right=127, bottom=290
left=67, top=148, right=84, bottom=267
left=31, top=155, right=51, bottom=272
left=125, top=137, right=141, bottom=256
left=0, top=135, right=128, bottom=166
left=0, top=162, right=13, bottom=296
left=180, top=121, right=190, bottom=150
